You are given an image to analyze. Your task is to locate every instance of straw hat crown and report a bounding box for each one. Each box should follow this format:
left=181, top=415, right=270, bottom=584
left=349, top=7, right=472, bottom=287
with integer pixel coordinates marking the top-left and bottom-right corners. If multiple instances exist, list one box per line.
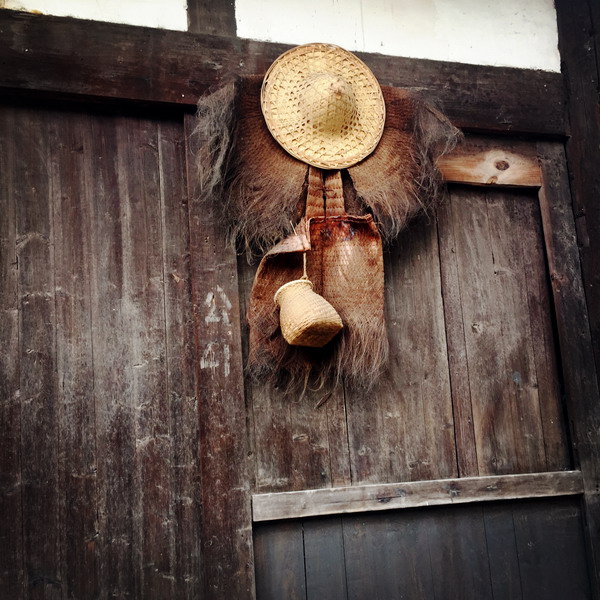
left=261, top=43, right=386, bottom=169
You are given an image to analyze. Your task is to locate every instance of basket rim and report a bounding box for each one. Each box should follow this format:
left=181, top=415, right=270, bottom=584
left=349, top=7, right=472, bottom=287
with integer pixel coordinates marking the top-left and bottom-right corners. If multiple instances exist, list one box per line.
left=273, top=278, right=314, bottom=304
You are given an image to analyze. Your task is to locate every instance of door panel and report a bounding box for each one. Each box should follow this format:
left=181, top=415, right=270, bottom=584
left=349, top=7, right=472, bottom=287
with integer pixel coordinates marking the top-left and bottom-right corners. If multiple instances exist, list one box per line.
left=254, top=497, right=592, bottom=600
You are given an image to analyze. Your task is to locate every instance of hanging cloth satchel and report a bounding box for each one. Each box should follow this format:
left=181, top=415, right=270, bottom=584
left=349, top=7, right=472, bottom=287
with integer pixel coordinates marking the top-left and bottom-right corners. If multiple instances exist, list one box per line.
left=247, top=166, right=387, bottom=389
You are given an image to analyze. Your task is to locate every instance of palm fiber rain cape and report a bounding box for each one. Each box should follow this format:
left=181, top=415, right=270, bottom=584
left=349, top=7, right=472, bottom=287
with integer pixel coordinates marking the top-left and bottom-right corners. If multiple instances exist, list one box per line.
left=193, top=75, right=460, bottom=389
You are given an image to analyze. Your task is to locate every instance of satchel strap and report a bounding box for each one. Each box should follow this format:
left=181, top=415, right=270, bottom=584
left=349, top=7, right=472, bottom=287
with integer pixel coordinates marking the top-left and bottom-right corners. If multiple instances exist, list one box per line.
left=305, top=166, right=345, bottom=219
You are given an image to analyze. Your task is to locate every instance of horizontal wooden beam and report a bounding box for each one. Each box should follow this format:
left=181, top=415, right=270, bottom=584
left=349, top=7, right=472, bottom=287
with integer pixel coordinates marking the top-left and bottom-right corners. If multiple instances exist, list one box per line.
left=439, top=135, right=541, bottom=187
left=0, top=9, right=566, bottom=135
left=252, top=471, right=584, bottom=522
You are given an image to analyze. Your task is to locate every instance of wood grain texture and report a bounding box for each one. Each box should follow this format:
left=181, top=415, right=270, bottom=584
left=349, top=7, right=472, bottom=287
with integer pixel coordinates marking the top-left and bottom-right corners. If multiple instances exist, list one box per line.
left=51, top=109, right=99, bottom=599
left=513, top=497, right=592, bottom=599
left=438, top=135, right=541, bottom=187
left=254, top=497, right=593, bottom=600
left=538, top=140, right=600, bottom=592
left=482, top=504, right=523, bottom=600
left=427, top=505, right=494, bottom=599
left=254, top=521, right=306, bottom=600
left=438, top=186, right=570, bottom=476
left=556, top=0, right=600, bottom=400
left=345, top=216, right=457, bottom=486
left=0, top=10, right=566, bottom=135
left=303, top=518, right=348, bottom=600
left=16, top=108, right=61, bottom=599
left=87, top=110, right=137, bottom=597
left=0, top=106, right=25, bottom=598
left=252, top=471, right=584, bottom=522
left=237, top=257, right=352, bottom=495
left=121, top=115, right=175, bottom=598
left=185, top=114, right=255, bottom=599
left=343, top=510, right=436, bottom=599
left=0, top=101, right=209, bottom=597
left=158, top=120, right=203, bottom=598
left=187, top=0, right=236, bottom=36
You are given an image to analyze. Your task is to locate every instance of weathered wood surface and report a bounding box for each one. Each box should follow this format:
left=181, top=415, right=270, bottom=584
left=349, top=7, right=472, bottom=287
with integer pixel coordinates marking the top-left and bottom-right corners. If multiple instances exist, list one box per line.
left=0, top=99, right=583, bottom=597
left=0, top=9, right=567, bottom=135
left=538, top=141, right=600, bottom=593
left=185, top=114, right=255, bottom=599
left=52, top=110, right=99, bottom=599
left=253, top=521, right=306, bottom=600
left=237, top=257, right=352, bottom=495
left=555, top=8, right=600, bottom=587
left=245, top=183, right=570, bottom=495
left=556, top=0, right=600, bottom=400
left=0, top=106, right=25, bottom=597
left=158, top=119, right=203, bottom=599
left=438, top=186, right=570, bottom=476
left=252, top=470, right=584, bottom=522
left=303, top=518, right=348, bottom=600
left=438, top=135, right=541, bottom=187
left=0, top=102, right=205, bottom=598
left=16, top=109, right=62, bottom=600
left=187, top=0, right=236, bottom=36
left=345, top=216, right=457, bottom=485
left=254, top=497, right=593, bottom=600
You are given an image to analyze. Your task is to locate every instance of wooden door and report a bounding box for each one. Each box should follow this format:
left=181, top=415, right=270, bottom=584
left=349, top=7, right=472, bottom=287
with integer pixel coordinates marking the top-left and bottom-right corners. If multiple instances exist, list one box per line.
left=1, top=9, right=600, bottom=600
left=249, top=138, right=595, bottom=599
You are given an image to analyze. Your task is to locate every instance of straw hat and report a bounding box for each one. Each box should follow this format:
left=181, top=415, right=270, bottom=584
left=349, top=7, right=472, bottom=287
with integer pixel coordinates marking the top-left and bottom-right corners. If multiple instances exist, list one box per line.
left=261, top=43, right=386, bottom=169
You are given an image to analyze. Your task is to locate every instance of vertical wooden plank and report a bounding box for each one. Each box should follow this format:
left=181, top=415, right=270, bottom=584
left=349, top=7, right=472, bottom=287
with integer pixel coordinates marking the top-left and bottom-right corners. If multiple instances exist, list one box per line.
left=427, top=506, right=494, bottom=600
left=251, top=384, right=350, bottom=493
left=514, top=498, right=592, bottom=600
left=52, top=109, right=99, bottom=599
left=324, top=388, right=353, bottom=489
left=438, top=187, right=566, bottom=476
left=440, top=188, right=518, bottom=475
left=538, top=140, right=600, bottom=592
left=303, top=517, right=347, bottom=600
left=437, top=196, right=479, bottom=477
left=89, top=112, right=137, bottom=596
left=513, top=196, right=570, bottom=470
left=254, top=522, right=306, bottom=600
left=158, top=120, right=203, bottom=596
left=121, top=116, right=176, bottom=597
left=16, top=109, right=61, bottom=598
left=482, top=504, right=523, bottom=600
left=0, top=106, right=25, bottom=598
left=185, top=114, right=255, bottom=598
left=343, top=511, right=435, bottom=600
left=346, top=216, right=456, bottom=485
left=555, top=0, right=600, bottom=397
left=485, top=190, right=547, bottom=472
left=187, top=0, right=237, bottom=36
left=387, top=217, right=456, bottom=482
left=238, top=257, right=352, bottom=495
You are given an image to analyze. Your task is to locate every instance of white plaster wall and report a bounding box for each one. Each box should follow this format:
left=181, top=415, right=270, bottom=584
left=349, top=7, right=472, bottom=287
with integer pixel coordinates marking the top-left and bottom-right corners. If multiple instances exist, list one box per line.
left=3, top=0, right=560, bottom=71
left=235, top=0, right=561, bottom=72
left=3, top=0, right=189, bottom=30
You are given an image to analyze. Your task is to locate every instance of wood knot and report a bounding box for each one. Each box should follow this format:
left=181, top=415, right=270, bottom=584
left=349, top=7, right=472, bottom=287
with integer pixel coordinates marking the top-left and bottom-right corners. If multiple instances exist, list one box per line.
left=495, top=160, right=510, bottom=171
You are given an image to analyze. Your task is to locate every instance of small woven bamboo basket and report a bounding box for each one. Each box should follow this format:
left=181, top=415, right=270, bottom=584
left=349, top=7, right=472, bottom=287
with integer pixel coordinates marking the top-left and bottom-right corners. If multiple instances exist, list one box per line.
left=274, top=278, right=343, bottom=347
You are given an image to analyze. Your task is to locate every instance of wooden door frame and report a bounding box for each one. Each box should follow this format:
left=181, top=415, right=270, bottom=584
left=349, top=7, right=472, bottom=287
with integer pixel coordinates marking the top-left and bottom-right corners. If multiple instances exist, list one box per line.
left=1, top=7, right=599, bottom=598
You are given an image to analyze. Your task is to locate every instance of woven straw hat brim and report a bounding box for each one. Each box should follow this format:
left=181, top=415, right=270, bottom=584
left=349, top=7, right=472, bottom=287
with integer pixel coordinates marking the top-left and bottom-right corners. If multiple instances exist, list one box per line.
left=261, top=43, right=386, bottom=170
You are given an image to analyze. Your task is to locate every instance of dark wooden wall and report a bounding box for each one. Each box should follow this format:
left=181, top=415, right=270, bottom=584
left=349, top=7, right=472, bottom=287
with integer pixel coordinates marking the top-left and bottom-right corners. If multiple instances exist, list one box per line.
left=1, top=6, right=600, bottom=600
left=0, top=102, right=202, bottom=598
left=255, top=497, right=592, bottom=600
left=240, top=186, right=570, bottom=497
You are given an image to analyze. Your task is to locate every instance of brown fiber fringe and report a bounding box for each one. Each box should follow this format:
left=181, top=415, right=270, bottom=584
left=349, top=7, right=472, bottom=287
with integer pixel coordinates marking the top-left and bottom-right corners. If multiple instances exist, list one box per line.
left=193, top=76, right=460, bottom=253
left=193, top=76, right=460, bottom=389
left=247, top=215, right=388, bottom=392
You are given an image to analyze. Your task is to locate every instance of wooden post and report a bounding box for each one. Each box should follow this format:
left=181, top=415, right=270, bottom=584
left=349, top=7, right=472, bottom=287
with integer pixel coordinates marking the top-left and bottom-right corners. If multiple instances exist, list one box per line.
left=538, top=141, right=600, bottom=595
left=184, top=114, right=256, bottom=599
